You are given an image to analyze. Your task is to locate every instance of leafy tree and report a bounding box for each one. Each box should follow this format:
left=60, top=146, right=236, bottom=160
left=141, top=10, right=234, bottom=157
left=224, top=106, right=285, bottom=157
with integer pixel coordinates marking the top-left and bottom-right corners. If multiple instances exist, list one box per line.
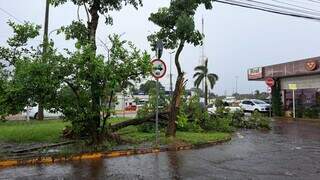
left=148, top=0, right=215, bottom=137
left=53, top=33, right=150, bottom=143
left=0, top=21, right=59, bottom=119
left=193, top=58, right=218, bottom=107
left=139, top=80, right=165, bottom=94
left=51, top=0, right=146, bottom=143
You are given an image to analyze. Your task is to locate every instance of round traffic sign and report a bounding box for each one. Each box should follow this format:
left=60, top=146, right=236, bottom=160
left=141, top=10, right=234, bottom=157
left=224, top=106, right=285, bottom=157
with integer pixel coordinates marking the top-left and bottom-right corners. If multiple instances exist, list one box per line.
left=265, top=77, right=275, bottom=87
left=151, top=59, right=167, bottom=79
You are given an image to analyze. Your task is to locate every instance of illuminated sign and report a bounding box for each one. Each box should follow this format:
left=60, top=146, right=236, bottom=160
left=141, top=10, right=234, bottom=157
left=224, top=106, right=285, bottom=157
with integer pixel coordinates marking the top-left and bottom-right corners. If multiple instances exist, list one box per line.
left=248, top=67, right=263, bottom=80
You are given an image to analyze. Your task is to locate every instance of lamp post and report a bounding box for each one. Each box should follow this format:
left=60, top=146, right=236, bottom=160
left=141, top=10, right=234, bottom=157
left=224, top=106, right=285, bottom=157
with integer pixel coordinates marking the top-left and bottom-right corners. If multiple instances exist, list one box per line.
left=235, top=76, right=239, bottom=96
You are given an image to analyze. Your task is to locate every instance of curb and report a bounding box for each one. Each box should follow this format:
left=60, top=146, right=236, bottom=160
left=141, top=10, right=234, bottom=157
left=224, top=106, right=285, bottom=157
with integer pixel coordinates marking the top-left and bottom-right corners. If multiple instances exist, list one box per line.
left=0, top=137, right=231, bottom=169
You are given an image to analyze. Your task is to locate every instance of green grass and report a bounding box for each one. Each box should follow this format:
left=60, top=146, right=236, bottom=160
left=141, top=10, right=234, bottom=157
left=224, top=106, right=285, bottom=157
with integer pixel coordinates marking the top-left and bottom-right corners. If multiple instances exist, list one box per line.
left=108, top=117, right=129, bottom=125
left=0, top=120, right=69, bottom=143
left=0, top=117, right=129, bottom=144
left=0, top=118, right=231, bottom=146
left=118, top=126, right=231, bottom=145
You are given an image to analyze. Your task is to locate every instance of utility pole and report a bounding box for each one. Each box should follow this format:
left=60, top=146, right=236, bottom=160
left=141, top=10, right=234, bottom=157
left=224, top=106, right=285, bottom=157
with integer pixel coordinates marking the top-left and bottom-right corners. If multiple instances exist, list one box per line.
left=235, top=76, right=239, bottom=95
left=169, top=51, right=175, bottom=96
left=38, top=0, right=50, bottom=120
left=201, top=17, right=205, bottom=92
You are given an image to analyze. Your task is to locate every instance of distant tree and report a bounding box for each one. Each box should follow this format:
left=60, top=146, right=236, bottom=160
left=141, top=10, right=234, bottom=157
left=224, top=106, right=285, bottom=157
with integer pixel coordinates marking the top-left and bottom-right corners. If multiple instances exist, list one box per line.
left=148, top=0, right=215, bottom=137
left=193, top=59, right=218, bottom=107
left=139, top=80, right=165, bottom=95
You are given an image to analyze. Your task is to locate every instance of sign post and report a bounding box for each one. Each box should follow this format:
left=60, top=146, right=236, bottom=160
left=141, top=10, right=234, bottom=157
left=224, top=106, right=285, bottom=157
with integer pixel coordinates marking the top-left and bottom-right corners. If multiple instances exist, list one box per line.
left=265, top=77, right=275, bottom=117
left=289, top=84, right=297, bottom=119
left=151, top=59, right=167, bottom=147
left=267, top=87, right=272, bottom=118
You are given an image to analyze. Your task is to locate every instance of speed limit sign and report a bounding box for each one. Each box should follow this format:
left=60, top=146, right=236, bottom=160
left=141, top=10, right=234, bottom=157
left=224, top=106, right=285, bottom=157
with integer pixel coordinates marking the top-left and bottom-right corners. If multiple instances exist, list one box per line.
left=151, top=59, right=167, bottom=79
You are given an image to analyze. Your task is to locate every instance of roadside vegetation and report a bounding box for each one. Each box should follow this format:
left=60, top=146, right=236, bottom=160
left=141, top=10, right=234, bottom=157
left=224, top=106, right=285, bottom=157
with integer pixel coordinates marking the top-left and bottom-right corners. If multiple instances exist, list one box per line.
left=0, top=0, right=271, bottom=158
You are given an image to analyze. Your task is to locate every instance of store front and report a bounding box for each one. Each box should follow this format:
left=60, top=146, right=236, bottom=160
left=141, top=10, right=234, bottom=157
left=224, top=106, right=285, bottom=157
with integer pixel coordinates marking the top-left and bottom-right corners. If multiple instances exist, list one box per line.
left=248, top=57, right=320, bottom=118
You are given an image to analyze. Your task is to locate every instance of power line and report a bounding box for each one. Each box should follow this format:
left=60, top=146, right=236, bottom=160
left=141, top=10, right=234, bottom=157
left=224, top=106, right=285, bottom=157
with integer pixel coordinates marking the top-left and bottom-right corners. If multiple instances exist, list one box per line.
left=270, top=0, right=320, bottom=14
left=215, top=0, right=320, bottom=21
left=0, top=7, right=23, bottom=23
left=243, top=0, right=320, bottom=16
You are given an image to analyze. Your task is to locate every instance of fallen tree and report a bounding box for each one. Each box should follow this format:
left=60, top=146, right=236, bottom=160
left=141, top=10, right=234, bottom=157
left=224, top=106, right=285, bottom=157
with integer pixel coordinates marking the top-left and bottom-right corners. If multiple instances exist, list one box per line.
left=111, top=111, right=169, bottom=132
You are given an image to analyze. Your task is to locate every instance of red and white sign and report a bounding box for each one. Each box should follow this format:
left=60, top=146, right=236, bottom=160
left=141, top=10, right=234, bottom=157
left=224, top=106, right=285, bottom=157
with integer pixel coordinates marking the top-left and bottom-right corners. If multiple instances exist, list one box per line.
left=265, top=77, right=275, bottom=87
left=248, top=67, right=263, bottom=80
left=151, top=59, right=167, bottom=79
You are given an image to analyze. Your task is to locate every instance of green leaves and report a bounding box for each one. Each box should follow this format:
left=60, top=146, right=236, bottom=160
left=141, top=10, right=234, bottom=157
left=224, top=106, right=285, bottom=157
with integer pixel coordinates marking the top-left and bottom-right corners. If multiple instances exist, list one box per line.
left=7, top=20, right=41, bottom=47
left=193, top=59, right=218, bottom=89
left=148, top=0, right=214, bottom=50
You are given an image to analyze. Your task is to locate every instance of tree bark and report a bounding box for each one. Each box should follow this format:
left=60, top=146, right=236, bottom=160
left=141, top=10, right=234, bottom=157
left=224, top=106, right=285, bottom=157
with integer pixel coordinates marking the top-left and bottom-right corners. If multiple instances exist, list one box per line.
left=111, top=111, right=169, bottom=132
left=166, top=40, right=185, bottom=137
left=38, top=0, right=50, bottom=121
left=37, top=101, right=44, bottom=120
left=87, top=0, right=101, bottom=144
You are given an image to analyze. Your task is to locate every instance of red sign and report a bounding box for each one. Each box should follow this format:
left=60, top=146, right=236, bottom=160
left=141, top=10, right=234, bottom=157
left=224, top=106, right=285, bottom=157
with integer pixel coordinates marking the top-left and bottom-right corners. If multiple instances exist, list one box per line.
left=265, top=77, right=275, bottom=87
left=151, top=59, right=167, bottom=79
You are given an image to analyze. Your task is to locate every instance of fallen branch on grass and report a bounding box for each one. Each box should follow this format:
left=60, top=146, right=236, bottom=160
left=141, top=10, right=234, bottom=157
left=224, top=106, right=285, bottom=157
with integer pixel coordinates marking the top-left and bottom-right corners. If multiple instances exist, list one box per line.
left=111, top=111, right=169, bottom=132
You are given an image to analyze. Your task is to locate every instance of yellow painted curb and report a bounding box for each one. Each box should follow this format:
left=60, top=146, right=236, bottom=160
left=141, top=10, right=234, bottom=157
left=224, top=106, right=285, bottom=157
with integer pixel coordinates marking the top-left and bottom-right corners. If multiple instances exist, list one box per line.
left=0, top=138, right=231, bottom=169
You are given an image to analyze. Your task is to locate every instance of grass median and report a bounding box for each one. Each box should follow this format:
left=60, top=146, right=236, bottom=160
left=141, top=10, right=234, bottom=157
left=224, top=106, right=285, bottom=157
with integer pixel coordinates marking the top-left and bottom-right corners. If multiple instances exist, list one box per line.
left=118, top=126, right=231, bottom=146
left=0, top=118, right=128, bottom=143
left=0, top=119, right=231, bottom=146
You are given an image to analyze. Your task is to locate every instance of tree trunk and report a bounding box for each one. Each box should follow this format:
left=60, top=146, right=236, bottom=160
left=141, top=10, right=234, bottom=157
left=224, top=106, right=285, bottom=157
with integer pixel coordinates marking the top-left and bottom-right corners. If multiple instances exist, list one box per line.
left=204, top=76, right=208, bottom=107
left=37, top=102, right=44, bottom=120
left=38, top=0, right=50, bottom=121
left=87, top=1, right=101, bottom=144
left=166, top=40, right=185, bottom=137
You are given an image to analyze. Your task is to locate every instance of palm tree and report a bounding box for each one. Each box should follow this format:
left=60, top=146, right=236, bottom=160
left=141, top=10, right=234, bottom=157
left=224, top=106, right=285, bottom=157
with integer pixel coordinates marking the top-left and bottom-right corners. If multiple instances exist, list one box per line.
left=193, top=58, right=219, bottom=107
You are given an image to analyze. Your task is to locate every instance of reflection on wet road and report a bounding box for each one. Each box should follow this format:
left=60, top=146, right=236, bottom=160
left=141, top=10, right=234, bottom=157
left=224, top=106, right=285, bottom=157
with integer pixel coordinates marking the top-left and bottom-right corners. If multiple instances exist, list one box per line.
left=1, top=120, right=320, bottom=179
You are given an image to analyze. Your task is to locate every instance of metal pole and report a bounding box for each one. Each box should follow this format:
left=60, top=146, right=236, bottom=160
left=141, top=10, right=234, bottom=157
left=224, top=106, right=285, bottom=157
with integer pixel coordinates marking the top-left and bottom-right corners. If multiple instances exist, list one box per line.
left=293, top=90, right=296, bottom=119
left=235, top=76, right=238, bottom=95
left=156, top=78, right=159, bottom=147
left=269, top=91, right=272, bottom=118
left=123, top=92, right=125, bottom=118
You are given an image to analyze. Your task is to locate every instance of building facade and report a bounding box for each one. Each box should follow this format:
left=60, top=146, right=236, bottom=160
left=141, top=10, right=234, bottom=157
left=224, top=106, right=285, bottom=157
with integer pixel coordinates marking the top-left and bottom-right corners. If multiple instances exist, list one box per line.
left=248, top=57, right=320, bottom=118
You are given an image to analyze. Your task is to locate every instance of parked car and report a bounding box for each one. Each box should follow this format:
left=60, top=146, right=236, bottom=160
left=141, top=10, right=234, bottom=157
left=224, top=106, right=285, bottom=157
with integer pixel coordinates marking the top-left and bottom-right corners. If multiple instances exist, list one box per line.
left=207, top=103, right=241, bottom=114
left=239, top=99, right=271, bottom=113
left=22, top=105, right=63, bottom=119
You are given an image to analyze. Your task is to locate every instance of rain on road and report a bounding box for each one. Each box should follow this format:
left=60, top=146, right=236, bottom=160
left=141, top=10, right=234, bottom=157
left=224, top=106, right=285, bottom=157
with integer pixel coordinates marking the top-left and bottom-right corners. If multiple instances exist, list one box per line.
left=1, top=120, right=320, bottom=180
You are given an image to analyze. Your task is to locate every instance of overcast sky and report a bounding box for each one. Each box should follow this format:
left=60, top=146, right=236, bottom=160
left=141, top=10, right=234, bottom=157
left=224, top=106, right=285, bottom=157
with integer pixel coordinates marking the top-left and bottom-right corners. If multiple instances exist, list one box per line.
left=1, top=0, right=320, bottom=95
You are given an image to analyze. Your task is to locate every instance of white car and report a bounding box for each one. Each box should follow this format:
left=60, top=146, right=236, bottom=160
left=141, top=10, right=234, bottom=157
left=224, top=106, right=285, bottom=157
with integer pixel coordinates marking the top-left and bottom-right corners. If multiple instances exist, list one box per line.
left=239, top=99, right=271, bottom=113
left=207, top=104, right=241, bottom=114
left=22, top=106, right=63, bottom=119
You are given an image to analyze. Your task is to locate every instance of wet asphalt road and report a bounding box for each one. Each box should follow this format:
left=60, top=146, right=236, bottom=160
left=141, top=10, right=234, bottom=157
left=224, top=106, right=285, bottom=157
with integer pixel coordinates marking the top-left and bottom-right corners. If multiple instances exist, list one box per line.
left=1, top=120, right=320, bottom=180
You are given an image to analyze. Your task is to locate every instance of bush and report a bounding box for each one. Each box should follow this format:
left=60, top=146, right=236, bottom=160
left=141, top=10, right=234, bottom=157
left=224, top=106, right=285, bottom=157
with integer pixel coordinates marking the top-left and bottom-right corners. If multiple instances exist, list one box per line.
left=176, top=93, right=204, bottom=132
left=137, top=122, right=155, bottom=133
left=202, top=112, right=235, bottom=133
left=234, top=112, right=271, bottom=129
left=303, top=107, right=319, bottom=119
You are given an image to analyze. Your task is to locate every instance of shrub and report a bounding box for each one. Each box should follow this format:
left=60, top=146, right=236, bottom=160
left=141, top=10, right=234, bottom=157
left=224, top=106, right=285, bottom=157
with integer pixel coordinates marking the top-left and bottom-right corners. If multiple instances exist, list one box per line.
left=244, top=112, right=271, bottom=129
left=137, top=122, right=155, bottom=133
left=303, top=107, right=319, bottom=119
left=202, top=113, right=235, bottom=133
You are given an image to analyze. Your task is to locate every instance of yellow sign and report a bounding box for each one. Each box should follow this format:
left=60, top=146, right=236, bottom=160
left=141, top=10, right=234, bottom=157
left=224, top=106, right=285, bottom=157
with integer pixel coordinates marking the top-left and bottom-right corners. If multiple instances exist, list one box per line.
left=289, top=84, right=297, bottom=90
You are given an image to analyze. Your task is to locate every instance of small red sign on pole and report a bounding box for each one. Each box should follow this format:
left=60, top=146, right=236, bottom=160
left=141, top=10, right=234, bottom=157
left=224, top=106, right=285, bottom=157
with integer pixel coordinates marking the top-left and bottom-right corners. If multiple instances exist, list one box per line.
left=265, top=77, right=275, bottom=87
